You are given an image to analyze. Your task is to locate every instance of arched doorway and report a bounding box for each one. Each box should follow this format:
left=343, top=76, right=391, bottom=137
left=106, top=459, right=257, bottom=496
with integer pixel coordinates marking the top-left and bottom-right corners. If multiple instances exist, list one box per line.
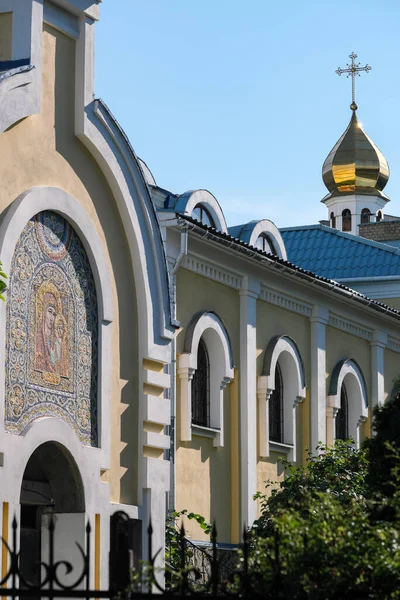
left=19, top=442, right=85, bottom=586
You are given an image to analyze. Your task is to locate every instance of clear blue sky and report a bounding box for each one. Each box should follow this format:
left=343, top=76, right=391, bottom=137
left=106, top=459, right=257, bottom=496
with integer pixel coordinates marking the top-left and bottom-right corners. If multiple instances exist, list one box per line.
left=95, top=0, right=400, bottom=228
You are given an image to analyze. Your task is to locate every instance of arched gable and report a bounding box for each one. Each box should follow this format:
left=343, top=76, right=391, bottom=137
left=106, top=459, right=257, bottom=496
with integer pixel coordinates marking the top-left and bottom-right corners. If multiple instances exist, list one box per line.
left=173, top=190, right=228, bottom=233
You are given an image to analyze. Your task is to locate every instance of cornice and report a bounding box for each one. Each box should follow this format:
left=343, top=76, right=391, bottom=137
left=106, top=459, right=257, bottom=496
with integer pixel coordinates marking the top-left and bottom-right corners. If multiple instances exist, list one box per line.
left=259, top=285, right=312, bottom=317
left=328, top=314, right=372, bottom=341
left=183, top=254, right=242, bottom=290
left=387, top=336, right=400, bottom=354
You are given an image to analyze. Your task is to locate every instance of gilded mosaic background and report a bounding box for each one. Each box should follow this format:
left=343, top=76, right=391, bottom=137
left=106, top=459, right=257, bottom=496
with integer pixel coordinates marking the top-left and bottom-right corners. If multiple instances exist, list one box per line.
left=5, top=211, right=98, bottom=446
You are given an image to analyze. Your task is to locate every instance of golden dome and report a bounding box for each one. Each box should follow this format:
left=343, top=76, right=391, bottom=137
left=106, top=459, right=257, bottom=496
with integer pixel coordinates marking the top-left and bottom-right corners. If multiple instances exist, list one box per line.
left=322, top=110, right=390, bottom=202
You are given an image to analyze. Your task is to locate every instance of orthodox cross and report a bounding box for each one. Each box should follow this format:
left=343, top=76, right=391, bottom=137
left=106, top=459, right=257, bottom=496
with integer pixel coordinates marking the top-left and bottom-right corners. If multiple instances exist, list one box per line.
left=336, top=52, right=371, bottom=111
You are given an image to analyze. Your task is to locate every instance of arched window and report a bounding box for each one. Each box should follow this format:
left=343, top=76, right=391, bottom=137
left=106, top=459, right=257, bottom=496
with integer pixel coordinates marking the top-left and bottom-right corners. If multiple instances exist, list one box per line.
left=328, top=358, right=368, bottom=448
left=179, top=311, right=234, bottom=447
left=258, top=335, right=306, bottom=460
left=269, top=363, right=283, bottom=442
left=361, top=208, right=371, bottom=224
left=256, top=233, right=277, bottom=254
left=191, top=338, right=210, bottom=427
left=342, top=209, right=352, bottom=232
left=330, top=212, right=336, bottom=228
left=376, top=210, right=382, bottom=223
left=335, top=385, right=349, bottom=440
left=192, top=204, right=215, bottom=227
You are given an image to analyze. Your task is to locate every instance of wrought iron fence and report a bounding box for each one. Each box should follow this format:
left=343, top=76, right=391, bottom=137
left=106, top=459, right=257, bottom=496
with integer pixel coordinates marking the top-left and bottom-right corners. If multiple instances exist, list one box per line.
left=0, top=512, right=267, bottom=599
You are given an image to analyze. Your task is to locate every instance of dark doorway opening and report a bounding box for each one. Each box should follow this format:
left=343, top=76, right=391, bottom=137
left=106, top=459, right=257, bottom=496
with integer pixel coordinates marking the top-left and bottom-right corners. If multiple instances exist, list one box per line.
left=19, top=441, right=85, bottom=589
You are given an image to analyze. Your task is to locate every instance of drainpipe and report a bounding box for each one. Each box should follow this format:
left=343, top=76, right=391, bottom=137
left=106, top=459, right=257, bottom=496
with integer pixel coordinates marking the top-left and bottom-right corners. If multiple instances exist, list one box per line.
left=168, top=227, right=188, bottom=513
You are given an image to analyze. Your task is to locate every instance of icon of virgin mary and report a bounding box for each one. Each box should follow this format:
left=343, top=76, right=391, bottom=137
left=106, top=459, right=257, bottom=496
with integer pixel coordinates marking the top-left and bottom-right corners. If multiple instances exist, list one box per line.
left=35, top=283, right=68, bottom=378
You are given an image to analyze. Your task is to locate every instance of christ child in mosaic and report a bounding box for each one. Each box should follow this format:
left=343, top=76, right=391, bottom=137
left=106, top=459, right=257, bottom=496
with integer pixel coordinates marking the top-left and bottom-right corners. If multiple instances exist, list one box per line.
left=54, top=314, right=68, bottom=377
left=35, top=291, right=67, bottom=376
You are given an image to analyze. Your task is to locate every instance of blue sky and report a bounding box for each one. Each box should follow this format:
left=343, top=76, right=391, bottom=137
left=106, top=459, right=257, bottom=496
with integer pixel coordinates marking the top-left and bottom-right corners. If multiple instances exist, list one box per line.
left=95, top=1, right=400, bottom=228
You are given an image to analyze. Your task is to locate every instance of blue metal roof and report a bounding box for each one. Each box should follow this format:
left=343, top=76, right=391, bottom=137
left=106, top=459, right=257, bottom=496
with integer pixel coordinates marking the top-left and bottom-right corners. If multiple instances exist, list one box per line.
left=280, top=224, right=400, bottom=279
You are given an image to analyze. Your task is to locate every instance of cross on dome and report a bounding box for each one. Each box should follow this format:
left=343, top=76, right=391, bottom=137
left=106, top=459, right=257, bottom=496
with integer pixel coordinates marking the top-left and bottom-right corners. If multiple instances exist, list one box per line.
left=336, top=52, right=372, bottom=111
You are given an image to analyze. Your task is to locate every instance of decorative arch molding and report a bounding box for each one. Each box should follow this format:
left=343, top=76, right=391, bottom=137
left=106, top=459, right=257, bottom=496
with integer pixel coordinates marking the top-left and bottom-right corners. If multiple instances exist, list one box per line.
left=178, top=311, right=234, bottom=447
left=258, top=335, right=306, bottom=460
left=0, top=186, right=113, bottom=469
left=7, top=417, right=107, bottom=514
left=327, top=358, right=368, bottom=447
left=82, top=99, right=175, bottom=360
left=174, top=190, right=228, bottom=233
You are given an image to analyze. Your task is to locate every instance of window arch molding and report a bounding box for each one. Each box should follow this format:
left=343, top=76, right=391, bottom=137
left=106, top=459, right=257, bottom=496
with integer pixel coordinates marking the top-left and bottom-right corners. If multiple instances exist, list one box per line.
left=0, top=186, right=114, bottom=469
left=327, top=358, right=368, bottom=447
left=178, top=311, right=234, bottom=447
left=258, top=335, right=306, bottom=460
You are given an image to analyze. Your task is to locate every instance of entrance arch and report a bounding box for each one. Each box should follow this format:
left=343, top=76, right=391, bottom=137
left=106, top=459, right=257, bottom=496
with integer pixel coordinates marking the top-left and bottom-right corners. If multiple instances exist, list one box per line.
left=19, top=442, right=85, bottom=586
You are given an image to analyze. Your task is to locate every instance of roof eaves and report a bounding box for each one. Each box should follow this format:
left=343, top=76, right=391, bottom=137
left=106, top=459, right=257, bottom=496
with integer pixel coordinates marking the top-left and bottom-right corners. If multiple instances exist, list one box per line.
left=176, top=214, right=400, bottom=322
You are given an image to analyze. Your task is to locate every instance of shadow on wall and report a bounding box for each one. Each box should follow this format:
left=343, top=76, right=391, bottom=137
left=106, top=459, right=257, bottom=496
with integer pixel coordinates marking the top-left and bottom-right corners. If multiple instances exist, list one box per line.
left=51, top=24, right=140, bottom=504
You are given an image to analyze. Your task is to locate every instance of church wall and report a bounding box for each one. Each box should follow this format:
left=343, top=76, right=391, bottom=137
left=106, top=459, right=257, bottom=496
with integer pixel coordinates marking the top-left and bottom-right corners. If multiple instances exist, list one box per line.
left=0, top=24, right=141, bottom=507
left=175, top=375, right=233, bottom=543
left=175, top=269, right=239, bottom=543
left=326, top=326, right=371, bottom=417
left=175, top=269, right=240, bottom=360
left=255, top=299, right=310, bottom=517
left=384, top=348, right=400, bottom=402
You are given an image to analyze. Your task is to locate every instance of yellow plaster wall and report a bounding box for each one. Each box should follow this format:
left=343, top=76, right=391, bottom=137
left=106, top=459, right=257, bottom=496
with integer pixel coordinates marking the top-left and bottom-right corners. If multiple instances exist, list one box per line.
left=384, top=348, right=400, bottom=402
left=0, top=13, right=12, bottom=61
left=255, top=300, right=311, bottom=384
left=175, top=270, right=240, bottom=543
left=0, top=25, right=140, bottom=505
left=326, top=326, right=370, bottom=396
left=176, top=269, right=240, bottom=364
left=175, top=381, right=234, bottom=543
left=254, top=300, right=311, bottom=516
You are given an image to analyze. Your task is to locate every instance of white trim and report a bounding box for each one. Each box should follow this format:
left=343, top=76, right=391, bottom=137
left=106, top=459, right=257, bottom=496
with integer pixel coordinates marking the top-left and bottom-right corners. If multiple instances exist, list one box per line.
left=387, top=336, right=400, bottom=353
left=0, top=0, right=42, bottom=133
left=239, top=280, right=259, bottom=528
left=371, top=330, right=386, bottom=408
left=175, top=190, right=228, bottom=234
left=178, top=312, right=234, bottom=448
left=310, top=306, right=329, bottom=450
left=0, top=186, right=113, bottom=470
left=260, top=285, right=312, bottom=317
left=258, top=336, right=306, bottom=462
left=328, top=313, right=372, bottom=341
left=43, top=0, right=80, bottom=39
left=247, top=220, right=287, bottom=260
left=183, top=254, right=242, bottom=289
left=328, top=360, right=368, bottom=448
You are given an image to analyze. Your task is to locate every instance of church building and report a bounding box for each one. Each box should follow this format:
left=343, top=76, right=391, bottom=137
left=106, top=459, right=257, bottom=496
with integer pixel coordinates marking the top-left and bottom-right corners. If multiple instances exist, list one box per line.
left=1, top=0, right=400, bottom=584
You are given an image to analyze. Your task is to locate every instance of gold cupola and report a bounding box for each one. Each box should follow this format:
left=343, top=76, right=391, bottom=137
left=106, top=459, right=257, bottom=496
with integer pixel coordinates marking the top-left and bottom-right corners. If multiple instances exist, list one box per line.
left=322, top=109, right=390, bottom=202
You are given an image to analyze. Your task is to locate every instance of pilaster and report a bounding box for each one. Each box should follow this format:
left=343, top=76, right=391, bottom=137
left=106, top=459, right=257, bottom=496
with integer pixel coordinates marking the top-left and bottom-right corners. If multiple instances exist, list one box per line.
left=239, top=277, right=259, bottom=528
left=371, top=330, right=387, bottom=408
left=309, top=305, right=329, bottom=450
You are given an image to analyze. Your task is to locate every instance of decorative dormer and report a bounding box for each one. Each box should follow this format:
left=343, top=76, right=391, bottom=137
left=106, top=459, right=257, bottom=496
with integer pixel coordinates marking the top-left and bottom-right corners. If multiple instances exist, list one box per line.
left=321, top=53, right=390, bottom=235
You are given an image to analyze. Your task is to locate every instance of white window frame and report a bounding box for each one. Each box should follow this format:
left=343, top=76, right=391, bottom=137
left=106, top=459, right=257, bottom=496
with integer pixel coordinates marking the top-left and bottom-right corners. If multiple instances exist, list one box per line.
left=178, top=311, right=234, bottom=447
left=327, top=359, right=368, bottom=448
left=258, top=335, right=306, bottom=461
